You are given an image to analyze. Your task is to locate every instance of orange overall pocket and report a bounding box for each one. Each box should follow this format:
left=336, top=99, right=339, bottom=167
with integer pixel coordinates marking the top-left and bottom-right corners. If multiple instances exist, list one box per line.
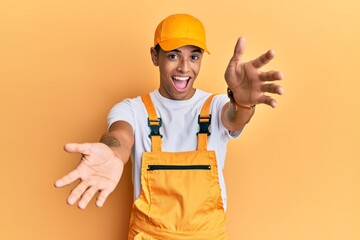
left=141, top=150, right=225, bottom=232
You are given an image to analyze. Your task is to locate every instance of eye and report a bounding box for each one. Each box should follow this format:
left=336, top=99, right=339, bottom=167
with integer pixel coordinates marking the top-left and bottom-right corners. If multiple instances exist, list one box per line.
left=191, top=54, right=200, bottom=60
left=167, top=54, right=178, bottom=60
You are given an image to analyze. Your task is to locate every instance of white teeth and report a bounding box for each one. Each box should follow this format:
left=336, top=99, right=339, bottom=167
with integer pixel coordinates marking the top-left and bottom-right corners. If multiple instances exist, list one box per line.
left=173, top=76, right=190, bottom=81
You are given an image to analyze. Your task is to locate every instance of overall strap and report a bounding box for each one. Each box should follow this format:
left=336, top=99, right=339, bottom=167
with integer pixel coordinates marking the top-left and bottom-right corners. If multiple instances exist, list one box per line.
left=197, top=94, right=216, bottom=150
left=141, top=94, right=162, bottom=152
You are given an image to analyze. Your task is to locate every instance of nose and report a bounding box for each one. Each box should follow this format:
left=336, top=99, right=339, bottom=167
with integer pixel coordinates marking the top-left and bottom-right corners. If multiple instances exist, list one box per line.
left=177, top=58, right=189, bottom=73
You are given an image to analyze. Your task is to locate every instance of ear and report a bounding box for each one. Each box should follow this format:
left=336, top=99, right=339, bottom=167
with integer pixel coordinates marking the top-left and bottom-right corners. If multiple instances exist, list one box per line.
left=150, top=47, right=159, bottom=66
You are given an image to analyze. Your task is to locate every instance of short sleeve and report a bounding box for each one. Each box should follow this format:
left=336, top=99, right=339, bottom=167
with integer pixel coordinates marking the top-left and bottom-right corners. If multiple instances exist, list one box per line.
left=107, top=98, right=136, bottom=130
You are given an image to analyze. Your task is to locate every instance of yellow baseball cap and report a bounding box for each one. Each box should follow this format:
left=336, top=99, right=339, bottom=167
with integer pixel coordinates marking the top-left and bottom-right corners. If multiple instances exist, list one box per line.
left=154, top=14, right=210, bottom=54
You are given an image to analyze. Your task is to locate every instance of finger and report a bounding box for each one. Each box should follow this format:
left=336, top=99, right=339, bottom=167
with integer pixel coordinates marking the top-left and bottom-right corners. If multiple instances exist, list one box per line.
left=54, top=168, right=81, bottom=188
left=78, top=186, right=99, bottom=209
left=260, top=71, right=284, bottom=81
left=64, top=143, right=92, bottom=155
left=230, top=37, right=246, bottom=62
left=261, top=83, right=285, bottom=95
left=258, top=94, right=278, bottom=108
left=67, top=180, right=90, bottom=205
left=96, top=189, right=112, bottom=208
left=251, top=49, right=275, bottom=69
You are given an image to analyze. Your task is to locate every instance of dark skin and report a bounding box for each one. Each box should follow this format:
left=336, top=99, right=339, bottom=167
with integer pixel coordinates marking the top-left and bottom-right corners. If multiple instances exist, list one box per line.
left=222, top=37, right=283, bottom=131
left=55, top=36, right=284, bottom=209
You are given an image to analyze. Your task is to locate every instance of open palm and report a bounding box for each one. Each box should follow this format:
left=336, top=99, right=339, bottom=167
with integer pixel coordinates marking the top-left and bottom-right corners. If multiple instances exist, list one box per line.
left=55, top=143, right=124, bottom=209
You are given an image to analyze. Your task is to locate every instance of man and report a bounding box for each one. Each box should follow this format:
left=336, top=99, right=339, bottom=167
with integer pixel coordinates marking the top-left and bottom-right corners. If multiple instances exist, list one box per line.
left=55, top=13, right=283, bottom=239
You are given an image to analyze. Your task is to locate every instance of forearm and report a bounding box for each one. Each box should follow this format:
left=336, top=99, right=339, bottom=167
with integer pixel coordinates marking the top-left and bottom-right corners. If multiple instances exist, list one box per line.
left=100, top=121, right=134, bottom=165
left=221, top=102, right=255, bottom=132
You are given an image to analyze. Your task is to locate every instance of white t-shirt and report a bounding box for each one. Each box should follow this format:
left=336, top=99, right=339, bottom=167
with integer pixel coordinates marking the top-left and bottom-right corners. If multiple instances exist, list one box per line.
left=108, top=89, right=241, bottom=211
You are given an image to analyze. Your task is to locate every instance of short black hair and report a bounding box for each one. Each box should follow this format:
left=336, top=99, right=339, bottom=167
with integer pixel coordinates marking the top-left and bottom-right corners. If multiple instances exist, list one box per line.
left=154, top=44, right=161, bottom=54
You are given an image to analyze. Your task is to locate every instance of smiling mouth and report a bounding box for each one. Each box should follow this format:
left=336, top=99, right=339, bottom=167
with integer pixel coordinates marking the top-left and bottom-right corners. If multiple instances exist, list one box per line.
left=172, top=76, right=190, bottom=91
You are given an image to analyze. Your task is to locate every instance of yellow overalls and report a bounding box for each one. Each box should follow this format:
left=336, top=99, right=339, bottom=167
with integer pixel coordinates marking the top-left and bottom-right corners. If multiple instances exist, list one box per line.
left=128, top=94, right=228, bottom=240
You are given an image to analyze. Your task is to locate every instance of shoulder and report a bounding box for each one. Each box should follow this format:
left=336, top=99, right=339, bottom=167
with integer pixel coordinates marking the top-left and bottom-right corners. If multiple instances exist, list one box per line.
left=110, top=90, right=159, bottom=111
left=107, top=92, right=155, bottom=129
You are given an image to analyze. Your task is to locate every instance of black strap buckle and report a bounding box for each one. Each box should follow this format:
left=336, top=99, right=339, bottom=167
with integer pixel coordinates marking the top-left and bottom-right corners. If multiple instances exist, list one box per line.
left=148, top=118, right=162, bottom=138
left=197, top=114, right=211, bottom=136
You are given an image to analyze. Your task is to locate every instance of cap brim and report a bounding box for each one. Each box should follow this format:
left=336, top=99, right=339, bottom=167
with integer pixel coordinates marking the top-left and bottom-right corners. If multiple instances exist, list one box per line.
left=159, top=39, right=210, bottom=54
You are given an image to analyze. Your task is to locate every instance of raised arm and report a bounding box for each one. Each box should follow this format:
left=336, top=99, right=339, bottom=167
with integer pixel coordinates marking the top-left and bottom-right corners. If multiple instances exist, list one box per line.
left=54, top=121, right=134, bottom=209
left=221, top=37, right=284, bottom=132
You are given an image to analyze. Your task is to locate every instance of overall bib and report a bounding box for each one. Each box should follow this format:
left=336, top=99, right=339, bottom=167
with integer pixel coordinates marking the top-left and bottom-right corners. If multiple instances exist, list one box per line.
left=128, top=94, right=228, bottom=240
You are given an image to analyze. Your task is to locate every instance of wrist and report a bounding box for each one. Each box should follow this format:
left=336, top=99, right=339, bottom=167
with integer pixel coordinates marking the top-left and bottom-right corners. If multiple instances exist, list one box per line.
left=227, top=87, right=255, bottom=111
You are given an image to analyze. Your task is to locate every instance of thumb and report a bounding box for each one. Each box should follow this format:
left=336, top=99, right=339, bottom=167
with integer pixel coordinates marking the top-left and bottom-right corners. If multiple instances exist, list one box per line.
left=64, top=143, right=92, bottom=155
left=231, top=37, right=246, bottom=62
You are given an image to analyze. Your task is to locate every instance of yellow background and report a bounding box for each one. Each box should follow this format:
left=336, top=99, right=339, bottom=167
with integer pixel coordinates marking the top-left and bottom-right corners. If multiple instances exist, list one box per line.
left=1, top=0, right=359, bottom=239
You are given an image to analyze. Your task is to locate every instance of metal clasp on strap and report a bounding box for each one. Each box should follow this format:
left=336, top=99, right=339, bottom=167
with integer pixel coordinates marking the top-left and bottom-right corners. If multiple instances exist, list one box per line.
left=148, top=118, right=163, bottom=138
left=197, top=114, right=211, bottom=136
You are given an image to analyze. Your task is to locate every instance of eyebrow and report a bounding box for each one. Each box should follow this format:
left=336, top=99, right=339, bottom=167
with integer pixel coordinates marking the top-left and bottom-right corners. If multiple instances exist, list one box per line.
left=170, top=48, right=203, bottom=53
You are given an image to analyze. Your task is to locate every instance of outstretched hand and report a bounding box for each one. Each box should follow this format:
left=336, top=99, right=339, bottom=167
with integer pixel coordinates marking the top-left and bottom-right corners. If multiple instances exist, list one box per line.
left=55, top=143, right=124, bottom=209
left=225, top=37, right=284, bottom=108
